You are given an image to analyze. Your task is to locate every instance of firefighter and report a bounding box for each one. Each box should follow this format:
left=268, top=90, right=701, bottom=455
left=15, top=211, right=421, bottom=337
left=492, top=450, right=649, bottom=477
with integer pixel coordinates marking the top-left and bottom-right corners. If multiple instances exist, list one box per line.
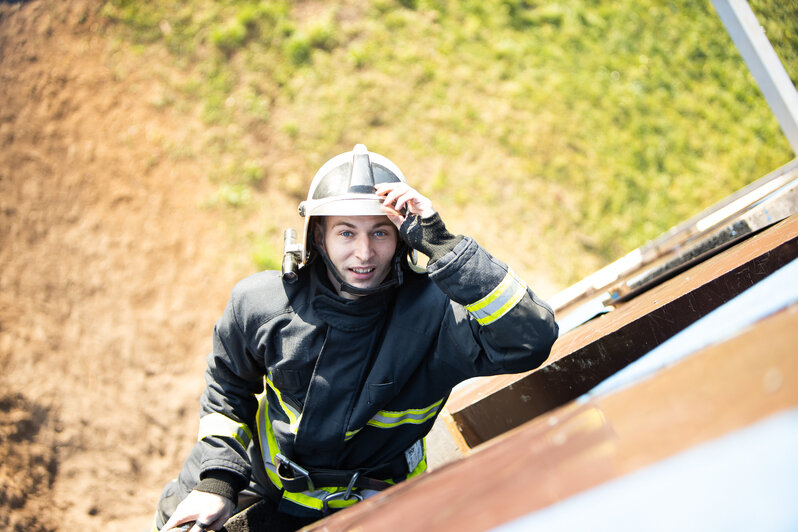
left=155, top=145, right=558, bottom=532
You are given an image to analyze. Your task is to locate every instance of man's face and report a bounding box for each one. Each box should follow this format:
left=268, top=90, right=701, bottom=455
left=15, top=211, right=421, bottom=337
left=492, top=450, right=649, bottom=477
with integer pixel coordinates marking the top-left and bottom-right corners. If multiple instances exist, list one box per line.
left=315, top=215, right=398, bottom=299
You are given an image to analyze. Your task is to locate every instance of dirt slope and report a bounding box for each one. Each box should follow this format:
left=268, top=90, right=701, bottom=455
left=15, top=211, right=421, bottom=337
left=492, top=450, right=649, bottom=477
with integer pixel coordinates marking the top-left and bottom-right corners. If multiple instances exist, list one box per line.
left=1, top=1, right=558, bottom=530
left=1, top=2, right=253, bottom=530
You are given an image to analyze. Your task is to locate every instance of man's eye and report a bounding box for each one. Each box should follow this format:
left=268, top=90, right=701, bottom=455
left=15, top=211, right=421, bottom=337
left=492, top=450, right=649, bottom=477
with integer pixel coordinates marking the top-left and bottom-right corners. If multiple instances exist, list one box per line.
left=340, top=231, right=353, bottom=237
left=373, top=231, right=387, bottom=237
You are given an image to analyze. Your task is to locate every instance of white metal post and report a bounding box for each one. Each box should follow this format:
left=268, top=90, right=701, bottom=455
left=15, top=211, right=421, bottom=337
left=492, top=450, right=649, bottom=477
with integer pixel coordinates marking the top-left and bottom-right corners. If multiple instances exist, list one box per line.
left=712, top=0, right=798, bottom=155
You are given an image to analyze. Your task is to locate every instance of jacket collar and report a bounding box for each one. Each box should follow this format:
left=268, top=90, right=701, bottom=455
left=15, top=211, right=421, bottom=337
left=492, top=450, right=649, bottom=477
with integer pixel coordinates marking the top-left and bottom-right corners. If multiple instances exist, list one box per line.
left=309, top=260, right=394, bottom=332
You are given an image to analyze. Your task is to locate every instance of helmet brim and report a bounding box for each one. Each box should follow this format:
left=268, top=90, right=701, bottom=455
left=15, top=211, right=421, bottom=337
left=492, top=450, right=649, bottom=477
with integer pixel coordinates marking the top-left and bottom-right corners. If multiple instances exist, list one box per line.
left=303, top=194, right=387, bottom=217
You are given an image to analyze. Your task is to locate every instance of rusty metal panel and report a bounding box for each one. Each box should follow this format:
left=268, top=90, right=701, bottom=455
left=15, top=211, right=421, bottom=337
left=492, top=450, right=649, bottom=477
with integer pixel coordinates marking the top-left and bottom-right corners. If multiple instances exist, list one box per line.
left=495, top=408, right=798, bottom=531
left=446, top=215, right=798, bottom=448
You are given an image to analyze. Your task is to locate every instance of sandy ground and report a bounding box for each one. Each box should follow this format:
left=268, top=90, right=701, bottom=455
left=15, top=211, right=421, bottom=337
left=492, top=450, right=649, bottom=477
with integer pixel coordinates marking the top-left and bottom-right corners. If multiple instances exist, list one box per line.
left=0, top=2, right=252, bottom=529
left=0, top=2, right=467, bottom=530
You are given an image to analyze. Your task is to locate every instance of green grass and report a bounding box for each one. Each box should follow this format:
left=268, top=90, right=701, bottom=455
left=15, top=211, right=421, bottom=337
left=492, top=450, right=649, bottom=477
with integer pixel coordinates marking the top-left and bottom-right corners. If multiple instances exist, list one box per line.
left=100, top=0, right=796, bottom=287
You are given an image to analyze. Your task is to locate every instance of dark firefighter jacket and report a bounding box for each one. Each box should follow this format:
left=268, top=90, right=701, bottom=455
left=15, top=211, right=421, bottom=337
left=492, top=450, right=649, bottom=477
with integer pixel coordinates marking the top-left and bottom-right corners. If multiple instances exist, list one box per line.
left=195, top=232, right=558, bottom=517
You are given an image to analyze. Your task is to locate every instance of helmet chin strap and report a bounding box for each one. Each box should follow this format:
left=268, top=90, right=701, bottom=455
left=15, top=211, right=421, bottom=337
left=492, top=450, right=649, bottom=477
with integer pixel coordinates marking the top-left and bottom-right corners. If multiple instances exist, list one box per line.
left=312, top=243, right=405, bottom=297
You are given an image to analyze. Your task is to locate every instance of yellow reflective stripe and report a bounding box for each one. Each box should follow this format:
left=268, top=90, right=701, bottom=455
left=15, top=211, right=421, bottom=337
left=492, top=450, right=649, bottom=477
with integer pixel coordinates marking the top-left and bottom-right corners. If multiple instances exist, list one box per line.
left=256, top=392, right=430, bottom=514
left=465, top=269, right=527, bottom=325
left=465, top=270, right=516, bottom=313
left=197, top=412, right=252, bottom=447
left=344, top=427, right=362, bottom=441
left=256, top=390, right=284, bottom=489
left=283, top=486, right=358, bottom=511
left=255, top=391, right=356, bottom=511
left=475, top=284, right=525, bottom=326
left=366, top=398, right=444, bottom=429
left=265, top=376, right=303, bottom=433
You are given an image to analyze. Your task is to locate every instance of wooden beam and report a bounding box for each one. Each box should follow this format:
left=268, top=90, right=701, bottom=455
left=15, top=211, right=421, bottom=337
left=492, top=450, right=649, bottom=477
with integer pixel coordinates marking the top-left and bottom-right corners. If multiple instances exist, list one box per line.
left=446, top=215, right=798, bottom=447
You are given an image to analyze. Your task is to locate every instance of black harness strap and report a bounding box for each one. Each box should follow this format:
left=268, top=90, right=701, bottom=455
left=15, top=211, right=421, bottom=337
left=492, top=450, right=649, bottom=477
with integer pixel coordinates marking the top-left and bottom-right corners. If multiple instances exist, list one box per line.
left=275, top=453, right=407, bottom=494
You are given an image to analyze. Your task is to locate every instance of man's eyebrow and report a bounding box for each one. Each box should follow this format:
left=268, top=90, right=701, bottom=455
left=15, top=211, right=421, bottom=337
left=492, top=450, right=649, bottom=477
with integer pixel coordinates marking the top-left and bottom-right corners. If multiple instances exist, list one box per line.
left=331, top=220, right=394, bottom=230
left=331, top=221, right=357, bottom=229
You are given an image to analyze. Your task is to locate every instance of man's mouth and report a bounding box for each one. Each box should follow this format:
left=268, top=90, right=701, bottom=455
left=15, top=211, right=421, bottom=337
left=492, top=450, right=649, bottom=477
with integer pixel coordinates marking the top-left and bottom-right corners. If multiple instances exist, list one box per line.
left=350, top=267, right=375, bottom=275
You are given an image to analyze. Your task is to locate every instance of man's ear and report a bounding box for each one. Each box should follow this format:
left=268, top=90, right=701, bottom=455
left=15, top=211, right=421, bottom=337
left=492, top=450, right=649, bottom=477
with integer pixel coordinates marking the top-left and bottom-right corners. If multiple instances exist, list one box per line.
left=312, top=218, right=325, bottom=250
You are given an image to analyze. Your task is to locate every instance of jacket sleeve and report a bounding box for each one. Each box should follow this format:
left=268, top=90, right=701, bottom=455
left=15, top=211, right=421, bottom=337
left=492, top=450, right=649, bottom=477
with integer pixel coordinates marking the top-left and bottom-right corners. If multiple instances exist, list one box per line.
left=193, top=281, right=268, bottom=497
left=403, top=214, right=558, bottom=377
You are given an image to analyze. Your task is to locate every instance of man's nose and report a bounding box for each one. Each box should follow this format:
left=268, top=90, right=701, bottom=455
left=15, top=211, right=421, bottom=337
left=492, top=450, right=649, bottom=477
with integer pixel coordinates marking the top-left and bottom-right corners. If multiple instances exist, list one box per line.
left=354, top=235, right=374, bottom=260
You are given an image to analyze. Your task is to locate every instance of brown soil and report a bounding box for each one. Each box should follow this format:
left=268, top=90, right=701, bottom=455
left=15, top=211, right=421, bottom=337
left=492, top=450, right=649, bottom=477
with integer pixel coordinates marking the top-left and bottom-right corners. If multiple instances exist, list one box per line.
left=1, top=2, right=559, bottom=531
left=0, top=1, right=263, bottom=530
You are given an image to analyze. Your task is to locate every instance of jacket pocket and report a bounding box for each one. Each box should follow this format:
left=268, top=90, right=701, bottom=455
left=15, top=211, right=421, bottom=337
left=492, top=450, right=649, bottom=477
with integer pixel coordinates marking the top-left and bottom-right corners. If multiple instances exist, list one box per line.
left=367, top=381, right=395, bottom=406
left=269, top=367, right=303, bottom=393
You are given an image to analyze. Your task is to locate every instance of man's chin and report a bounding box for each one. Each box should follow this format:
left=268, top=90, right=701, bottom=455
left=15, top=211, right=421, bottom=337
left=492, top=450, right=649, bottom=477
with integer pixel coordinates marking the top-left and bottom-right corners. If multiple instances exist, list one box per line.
left=346, top=280, right=377, bottom=291
left=344, top=273, right=388, bottom=291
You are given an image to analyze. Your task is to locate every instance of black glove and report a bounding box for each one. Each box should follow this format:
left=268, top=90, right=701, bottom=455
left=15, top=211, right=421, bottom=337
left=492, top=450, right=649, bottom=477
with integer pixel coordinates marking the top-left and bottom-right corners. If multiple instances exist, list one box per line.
left=399, top=213, right=464, bottom=264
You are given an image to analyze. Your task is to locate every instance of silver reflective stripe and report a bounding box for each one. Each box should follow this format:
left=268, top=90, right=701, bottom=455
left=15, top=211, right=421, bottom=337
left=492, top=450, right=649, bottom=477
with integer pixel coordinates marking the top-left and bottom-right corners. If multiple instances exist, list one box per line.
left=465, top=268, right=527, bottom=325
left=198, top=412, right=252, bottom=447
left=366, top=399, right=443, bottom=429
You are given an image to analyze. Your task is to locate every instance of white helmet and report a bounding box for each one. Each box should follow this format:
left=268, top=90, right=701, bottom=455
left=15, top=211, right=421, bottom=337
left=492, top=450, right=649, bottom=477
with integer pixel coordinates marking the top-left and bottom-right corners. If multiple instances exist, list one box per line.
left=282, top=145, right=409, bottom=285
left=297, top=144, right=407, bottom=263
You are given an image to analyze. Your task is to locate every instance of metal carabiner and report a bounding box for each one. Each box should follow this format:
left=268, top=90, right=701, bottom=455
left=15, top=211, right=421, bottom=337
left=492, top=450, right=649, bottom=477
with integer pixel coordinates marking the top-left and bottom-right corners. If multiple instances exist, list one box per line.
left=321, top=472, right=364, bottom=515
left=275, top=453, right=315, bottom=492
